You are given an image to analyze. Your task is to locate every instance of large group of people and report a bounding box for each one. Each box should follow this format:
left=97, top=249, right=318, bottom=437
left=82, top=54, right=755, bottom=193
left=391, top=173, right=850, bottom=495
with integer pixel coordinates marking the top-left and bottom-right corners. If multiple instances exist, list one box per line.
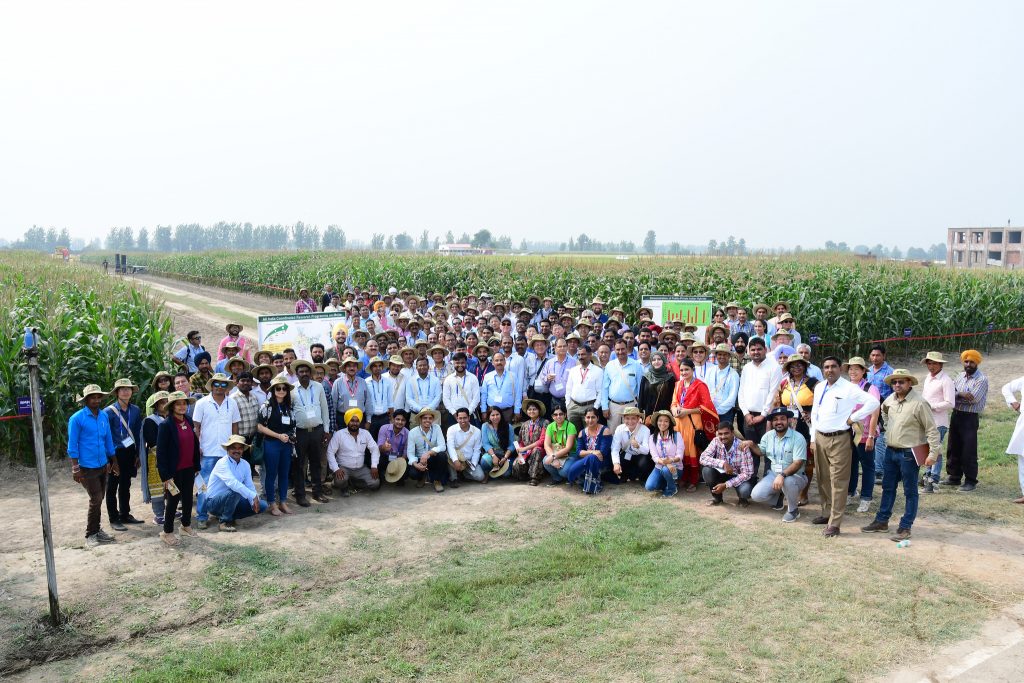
left=66, top=286, right=1020, bottom=549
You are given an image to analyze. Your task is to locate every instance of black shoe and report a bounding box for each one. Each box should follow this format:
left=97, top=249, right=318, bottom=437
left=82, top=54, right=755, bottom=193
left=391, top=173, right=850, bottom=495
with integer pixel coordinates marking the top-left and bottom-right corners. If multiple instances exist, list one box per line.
left=296, top=497, right=311, bottom=507
left=811, top=516, right=829, bottom=525
left=940, top=478, right=960, bottom=487
left=449, top=480, right=460, bottom=488
left=122, top=514, right=145, bottom=525
left=738, top=498, right=750, bottom=508
left=958, top=483, right=977, bottom=492
left=110, top=520, right=127, bottom=531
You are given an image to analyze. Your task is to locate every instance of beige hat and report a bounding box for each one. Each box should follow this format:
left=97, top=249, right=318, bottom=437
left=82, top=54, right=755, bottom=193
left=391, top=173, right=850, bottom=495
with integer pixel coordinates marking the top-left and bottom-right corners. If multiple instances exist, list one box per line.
left=290, top=359, right=315, bottom=374
left=412, top=408, right=441, bottom=427
left=884, top=369, right=919, bottom=387
left=725, top=301, right=740, bottom=310
left=622, top=406, right=642, bottom=418
left=521, top=398, right=547, bottom=419
left=226, top=356, right=250, bottom=372
left=76, top=384, right=109, bottom=403
left=388, top=355, right=405, bottom=367
left=711, top=343, right=737, bottom=358
left=922, top=351, right=948, bottom=364
left=782, top=355, right=810, bottom=372
left=340, top=358, right=361, bottom=369
left=678, top=332, right=697, bottom=343
left=221, top=434, right=251, bottom=451
left=268, top=375, right=294, bottom=391
left=110, top=378, right=140, bottom=393
left=845, top=356, right=868, bottom=371
left=150, top=371, right=174, bottom=390
left=689, top=341, right=709, bottom=352
left=490, top=459, right=511, bottom=478
left=428, top=344, right=448, bottom=356
left=205, top=373, right=236, bottom=392
left=384, top=457, right=407, bottom=483
left=165, top=390, right=196, bottom=406
left=225, top=322, right=244, bottom=333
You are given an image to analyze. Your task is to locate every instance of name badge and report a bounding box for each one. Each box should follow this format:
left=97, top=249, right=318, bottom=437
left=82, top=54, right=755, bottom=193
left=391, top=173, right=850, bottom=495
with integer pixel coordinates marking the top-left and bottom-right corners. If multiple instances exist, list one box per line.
left=349, top=399, right=359, bottom=408
left=301, top=404, right=318, bottom=421
left=624, top=451, right=633, bottom=461
left=553, top=382, right=565, bottom=394
left=281, top=415, right=291, bottom=425
left=121, top=434, right=135, bottom=449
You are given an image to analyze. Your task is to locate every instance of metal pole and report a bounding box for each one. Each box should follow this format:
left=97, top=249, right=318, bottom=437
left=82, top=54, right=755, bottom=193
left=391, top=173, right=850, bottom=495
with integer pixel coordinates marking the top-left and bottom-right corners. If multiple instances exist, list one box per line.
left=23, top=330, right=61, bottom=627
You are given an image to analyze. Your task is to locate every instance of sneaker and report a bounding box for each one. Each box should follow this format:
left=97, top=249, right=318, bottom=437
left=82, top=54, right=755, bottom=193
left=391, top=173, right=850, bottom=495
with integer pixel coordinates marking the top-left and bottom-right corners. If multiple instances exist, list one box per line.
left=110, top=520, right=127, bottom=532
left=861, top=520, right=889, bottom=533
left=180, top=525, right=197, bottom=537
left=197, top=520, right=209, bottom=530
left=152, top=516, right=164, bottom=526
left=160, top=531, right=179, bottom=546
left=846, top=496, right=859, bottom=506
left=890, top=528, right=912, bottom=542
left=312, top=493, right=330, bottom=503
left=782, top=510, right=800, bottom=523
left=771, top=501, right=785, bottom=511
left=920, top=481, right=935, bottom=494
left=95, top=529, right=115, bottom=543
left=958, top=483, right=977, bottom=492
left=940, top=478, right=960, bottom=487
left=856, top=499, right=871, bottom=514
left=433, top=481, right=445, bottom=493
left=122, top=514, right=144, bottom=525
left=662, top=489, right=678, bottom=499
left=219, top=522, right=237, bottom=533
left=86, top=534, right=101, bottom=548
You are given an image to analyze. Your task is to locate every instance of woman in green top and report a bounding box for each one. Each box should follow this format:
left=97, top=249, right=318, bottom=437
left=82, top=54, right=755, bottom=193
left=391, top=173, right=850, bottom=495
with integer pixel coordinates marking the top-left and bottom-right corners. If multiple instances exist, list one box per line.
left=542, top=404, right=578, bottom=484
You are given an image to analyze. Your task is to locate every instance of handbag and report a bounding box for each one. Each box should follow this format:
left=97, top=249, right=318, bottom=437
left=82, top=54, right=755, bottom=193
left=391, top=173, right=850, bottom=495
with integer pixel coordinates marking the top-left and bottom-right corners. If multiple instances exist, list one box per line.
left=251, top=433, right=265, bottom=466
left=688, top=414, right=711, bottom=452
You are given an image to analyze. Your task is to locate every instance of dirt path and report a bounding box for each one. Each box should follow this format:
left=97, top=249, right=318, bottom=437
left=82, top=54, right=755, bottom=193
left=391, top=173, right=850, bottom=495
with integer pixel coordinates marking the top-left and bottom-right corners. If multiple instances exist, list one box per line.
left=3, top=270, right=1024, bottom=681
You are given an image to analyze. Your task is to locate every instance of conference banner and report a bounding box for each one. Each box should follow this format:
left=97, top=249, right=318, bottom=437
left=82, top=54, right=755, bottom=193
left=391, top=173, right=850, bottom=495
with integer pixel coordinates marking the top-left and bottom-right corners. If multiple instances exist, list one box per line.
left=257, top=312, right=346, bottom=359
left=640, top=296, right=714, bottom=340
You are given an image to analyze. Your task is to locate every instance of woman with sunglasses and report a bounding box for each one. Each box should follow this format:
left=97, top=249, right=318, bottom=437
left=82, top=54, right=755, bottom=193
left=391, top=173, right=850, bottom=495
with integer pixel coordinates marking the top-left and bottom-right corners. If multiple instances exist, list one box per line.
left=256, top=376, right=297, bottom=516
left=542, top=404, right=578, bottom=484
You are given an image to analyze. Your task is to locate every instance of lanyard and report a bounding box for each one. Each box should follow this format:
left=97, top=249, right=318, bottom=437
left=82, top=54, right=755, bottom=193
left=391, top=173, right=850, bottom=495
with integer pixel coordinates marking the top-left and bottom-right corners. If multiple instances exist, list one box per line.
left=787, top=378, right=804, bottom=409
left=455, top=374, right=467, bottom=397
left=371, top=379, right=385, bottom=406
left=346, top=378, right=359, bottom=397
left=714, top=366, right=730, bottom=395
left=817, top=381, right=835, bottom=406
left=579, top=366, right=590, bottom=385
left=493, top=372, right=507, bottom=396
left=297, top=385, right=311, bottom=406
left=657, top=433, right=674, bottom=459
left=417, top=377, right=430, bottom=398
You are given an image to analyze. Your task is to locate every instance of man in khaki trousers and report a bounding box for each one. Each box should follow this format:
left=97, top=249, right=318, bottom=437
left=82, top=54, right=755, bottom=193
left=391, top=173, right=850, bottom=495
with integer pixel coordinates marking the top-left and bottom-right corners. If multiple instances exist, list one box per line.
left=809, top=356, right=879, bottom=537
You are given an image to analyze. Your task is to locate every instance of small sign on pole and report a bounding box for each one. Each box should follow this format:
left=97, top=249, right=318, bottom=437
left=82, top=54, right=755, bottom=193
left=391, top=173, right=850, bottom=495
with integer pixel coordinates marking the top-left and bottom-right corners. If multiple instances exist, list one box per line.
left=903, top=328, right=913, bottom=338
left=808, top=334, right=820, bottom=345
left=17, top=396, right=43, bottom=416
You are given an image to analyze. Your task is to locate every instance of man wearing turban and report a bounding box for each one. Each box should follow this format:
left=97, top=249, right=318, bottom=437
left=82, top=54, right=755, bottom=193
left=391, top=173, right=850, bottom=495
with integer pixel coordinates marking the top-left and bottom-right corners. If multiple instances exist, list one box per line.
left=941, top=350, right=988, bottom=492
left=325, top=407, right=382, bottom=495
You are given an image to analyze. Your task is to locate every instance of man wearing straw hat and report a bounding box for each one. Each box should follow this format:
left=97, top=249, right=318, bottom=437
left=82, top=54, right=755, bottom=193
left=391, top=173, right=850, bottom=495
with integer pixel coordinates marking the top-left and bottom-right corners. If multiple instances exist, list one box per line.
left=745, top=406, right=808, bottom=523
left=192, top=373, right=241, bottom=529
left=327, top=408, right=382, bottom=495
left=290, top=359, right=331, bottom=505
left=919, top=351, right=956, bottom=493
left=205, top=435, right=268, bottom=532
left=104, top=378, right=144, bottom=531
left=942, top=350, right=988, bottom=492
left=407, top=408, right=449, bottom=492
left=861, top=369, right=942, bottom=541
left=68, top=384, right=118, bottom=546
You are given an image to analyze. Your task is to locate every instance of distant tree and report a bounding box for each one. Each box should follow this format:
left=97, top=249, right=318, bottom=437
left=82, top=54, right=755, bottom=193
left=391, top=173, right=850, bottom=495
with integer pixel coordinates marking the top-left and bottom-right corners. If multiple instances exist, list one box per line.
left=395, top=232, right=414, bottom=250
left=559, top=242, right=567, bottom=252
left=576, top=233, right=592, bottom=251
left=433, top=237, right=440, bottom=250
left=725, top=236, right=737, bottom=255
left=419, top=230, right=430, bottom=251
left=568, top=236, right=575, bottom=251
left=458, top=232, right=471, bottom=244
left=871, top=243, right=888, bottom=257
left=445, top=230, right=455, bottom=244
left=669, top=241, right=681, bottom=255
left=519, top=239, right=528, bottom=251
left=738, top=238, right=747, bottom=255
left=928, top=243, right=947, bottom=261
left=385, top=235, right=394, bottom=250
left=496, top=235, right=512, bottom=250
left=371, top=233, right=385, bottom=250
left=853, top=244, right=869, bottom=255
left=471, top=229, right=493, bottom=248
left=836, top=241, right=850, bottom=252
left=890, top=245, right=903, bottom=259
left=793, top=245, right=803, bottom=255
left=154, top=226, right=173, bottom=252
left=707, top=239, right=717, bottom=254
left=322, top=225, right=346, bottom=249
left=825, top=240, right=837, bottom=251
left=136, top=227, right=149, bottom=251
left=906, top=247, right=927, bottom=260
left=57, top=228, right=71, bottom=248
left=643, top=230, right=657, bottom=254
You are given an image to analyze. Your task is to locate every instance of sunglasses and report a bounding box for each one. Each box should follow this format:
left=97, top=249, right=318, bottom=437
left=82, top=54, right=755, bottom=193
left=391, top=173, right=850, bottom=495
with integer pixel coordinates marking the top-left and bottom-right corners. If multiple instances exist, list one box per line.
left=273, top=386, right=289, bottom=392
left=212, top=381, right=229, bottom=388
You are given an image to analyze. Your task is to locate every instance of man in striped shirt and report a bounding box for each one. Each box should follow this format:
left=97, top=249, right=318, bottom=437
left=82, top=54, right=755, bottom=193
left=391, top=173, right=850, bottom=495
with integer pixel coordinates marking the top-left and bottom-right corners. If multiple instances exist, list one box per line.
left=941, top=350, right=988, bottom=492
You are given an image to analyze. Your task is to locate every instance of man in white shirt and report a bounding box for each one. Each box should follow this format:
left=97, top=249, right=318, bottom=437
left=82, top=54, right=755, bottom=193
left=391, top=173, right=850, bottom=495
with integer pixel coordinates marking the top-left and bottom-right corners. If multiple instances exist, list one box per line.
left=610, top=407, right=651, bottom=483
left=192, top=373, right=240, bottom=529
left=387, top=355, right=409, bottom=411
left=809, top=356, right=880, bottom=537
left=442, top=352, right=481, bottom=425
left=289, top=360, right=332, bottom=505
left=446, top=407, right=483, bottom=483
left=737, top=337, right=783, bottom=475
left=326, top=408, right=382, bottom=495
left=565, top=345, right=603, bottom=431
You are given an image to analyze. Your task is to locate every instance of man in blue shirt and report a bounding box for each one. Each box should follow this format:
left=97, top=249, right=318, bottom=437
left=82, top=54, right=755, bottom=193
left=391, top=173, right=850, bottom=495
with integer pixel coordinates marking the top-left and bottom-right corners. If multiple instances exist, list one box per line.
left=205, top=435, right=268, bottom=532
left=68, top=384, right=117, bottom=546
left=600, top=339, right=642, bottom=430
left=481, top=352, right=521, bottom=424
left=172, top=330, right=206, bottom=374
left=867, top=344, right=895, bottom=480
left=104, top=378, right=144, bottom=531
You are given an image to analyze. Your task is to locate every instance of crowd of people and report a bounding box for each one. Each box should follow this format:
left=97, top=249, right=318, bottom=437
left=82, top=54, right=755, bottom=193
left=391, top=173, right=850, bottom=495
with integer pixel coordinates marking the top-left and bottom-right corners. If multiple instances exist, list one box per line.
left=66, top=286, right=1022, bottom=548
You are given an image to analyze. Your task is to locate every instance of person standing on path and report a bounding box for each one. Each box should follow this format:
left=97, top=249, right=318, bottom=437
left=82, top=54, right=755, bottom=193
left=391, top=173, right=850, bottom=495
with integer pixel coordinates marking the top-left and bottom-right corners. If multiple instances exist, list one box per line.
left=192, top=373, right=241, bottom=529
left=866, top=344, right=895, bottom=482
left=68, top=384, right=117, bottom=547
left=942, top=350, right=988, bottom=492
left=809, top=356, right=879, bottom=538
left=919, top=352, right=955, bottom=493
left=104, top=378, right=144, bottom=531
left=1000, top=375, right=1024, bottom=504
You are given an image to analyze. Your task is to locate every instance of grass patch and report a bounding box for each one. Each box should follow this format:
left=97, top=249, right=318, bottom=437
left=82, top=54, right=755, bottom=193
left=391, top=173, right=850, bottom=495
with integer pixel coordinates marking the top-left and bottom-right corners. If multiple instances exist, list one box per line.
left=116, top=503, right=987, bottom=683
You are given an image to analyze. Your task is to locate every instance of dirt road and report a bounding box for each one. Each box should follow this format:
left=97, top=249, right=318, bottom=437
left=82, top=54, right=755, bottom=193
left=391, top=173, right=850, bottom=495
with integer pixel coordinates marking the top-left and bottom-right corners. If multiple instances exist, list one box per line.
left=3, top=270, right=1023, bottom=681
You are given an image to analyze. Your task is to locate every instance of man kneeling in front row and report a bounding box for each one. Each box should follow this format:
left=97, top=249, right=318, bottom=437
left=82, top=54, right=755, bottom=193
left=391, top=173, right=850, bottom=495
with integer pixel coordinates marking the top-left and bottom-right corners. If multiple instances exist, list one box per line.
left=745, top=407, right=808, bottom=523
left=205, top=435, right=269, bottom=532
left=327, top=408, right=382, bottom=496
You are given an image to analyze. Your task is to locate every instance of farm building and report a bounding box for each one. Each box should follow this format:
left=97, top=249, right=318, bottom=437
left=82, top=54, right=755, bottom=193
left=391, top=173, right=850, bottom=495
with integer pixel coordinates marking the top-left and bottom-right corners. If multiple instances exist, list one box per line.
left=947, top=227, right=1024, bottom=269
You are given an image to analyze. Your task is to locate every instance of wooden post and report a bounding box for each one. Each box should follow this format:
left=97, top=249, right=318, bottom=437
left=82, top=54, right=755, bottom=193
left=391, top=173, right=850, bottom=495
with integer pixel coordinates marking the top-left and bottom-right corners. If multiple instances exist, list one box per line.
left=24, top=329, right=61, bottom=627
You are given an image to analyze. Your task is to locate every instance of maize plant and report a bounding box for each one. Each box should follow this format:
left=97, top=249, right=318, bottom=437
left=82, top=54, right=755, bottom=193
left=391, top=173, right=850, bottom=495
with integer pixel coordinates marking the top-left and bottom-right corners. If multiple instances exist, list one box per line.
left=86, top=250, right=1024, bottom=357
left=0, top=253, right=174, bottom=464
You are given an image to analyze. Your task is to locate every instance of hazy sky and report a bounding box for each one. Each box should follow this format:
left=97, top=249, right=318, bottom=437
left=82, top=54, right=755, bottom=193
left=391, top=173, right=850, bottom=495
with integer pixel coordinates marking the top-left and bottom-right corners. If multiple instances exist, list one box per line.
left=2, top=1, right=1022, bottom=248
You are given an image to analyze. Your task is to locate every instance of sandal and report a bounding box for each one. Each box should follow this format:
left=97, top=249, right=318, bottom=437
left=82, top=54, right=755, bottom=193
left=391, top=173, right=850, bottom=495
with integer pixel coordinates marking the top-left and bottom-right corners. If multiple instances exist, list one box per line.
left=685, top=485, right=697, bottom=492
left=278, top=502, right=294, bottom=515
left=268, top=503, right=282, bottom=517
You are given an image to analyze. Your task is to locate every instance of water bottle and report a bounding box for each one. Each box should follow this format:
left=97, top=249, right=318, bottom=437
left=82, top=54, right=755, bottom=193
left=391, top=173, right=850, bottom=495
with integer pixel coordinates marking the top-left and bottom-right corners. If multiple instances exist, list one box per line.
left=896, top=540, right=911, bottom=549
left=23, top=327, right=36, bottom=350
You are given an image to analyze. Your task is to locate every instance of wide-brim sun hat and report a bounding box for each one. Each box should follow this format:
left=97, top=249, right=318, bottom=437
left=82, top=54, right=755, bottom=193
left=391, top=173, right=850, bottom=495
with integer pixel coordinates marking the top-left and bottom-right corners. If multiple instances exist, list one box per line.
left=76, top=384, right=109, bottom=403
left=412, top=408, right=441, bottom=427
left=520, top=398, right=547, bottom=419
left=922, top=351, right=948, bottom=364
left=385, top=458, right=407, bottom=483
left=884, top=368, right=919, bottom=387
left=204, top=373, right=237, bottom=392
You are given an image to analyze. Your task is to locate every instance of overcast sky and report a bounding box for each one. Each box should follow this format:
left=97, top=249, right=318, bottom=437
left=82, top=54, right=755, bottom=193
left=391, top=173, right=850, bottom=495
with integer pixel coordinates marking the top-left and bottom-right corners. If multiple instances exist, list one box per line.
left=1, top=1, right=1021, bottom=248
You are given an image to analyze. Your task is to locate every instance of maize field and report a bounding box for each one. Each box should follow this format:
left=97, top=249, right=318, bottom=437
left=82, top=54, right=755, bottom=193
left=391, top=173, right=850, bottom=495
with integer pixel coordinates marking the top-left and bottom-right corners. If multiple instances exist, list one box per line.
left=0, top=253, right=174, bottom=463
left=88, top=250, right=1024, bottom=355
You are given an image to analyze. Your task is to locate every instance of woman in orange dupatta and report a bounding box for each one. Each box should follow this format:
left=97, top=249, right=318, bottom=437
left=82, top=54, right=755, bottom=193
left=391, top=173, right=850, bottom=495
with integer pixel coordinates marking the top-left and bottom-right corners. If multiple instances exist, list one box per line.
left=671, top=358, right=719, bottom=491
